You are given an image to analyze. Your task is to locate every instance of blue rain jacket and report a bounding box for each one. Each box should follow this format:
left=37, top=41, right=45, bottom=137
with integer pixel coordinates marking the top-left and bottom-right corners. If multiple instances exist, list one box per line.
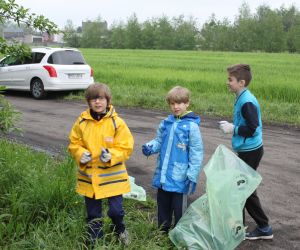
left=146, top=112, right=204, bottom=194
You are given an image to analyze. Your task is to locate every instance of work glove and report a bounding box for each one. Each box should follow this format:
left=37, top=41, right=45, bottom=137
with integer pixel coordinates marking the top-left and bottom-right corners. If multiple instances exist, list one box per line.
left=219, top=120, right=234, bottom=134
left=186, top=180, right=197, bottom=195
left=100, top=148, right=111, bottom=163
left=142, top=144, right=153, bottom=157
left=80, top=151, right=92, bottom=164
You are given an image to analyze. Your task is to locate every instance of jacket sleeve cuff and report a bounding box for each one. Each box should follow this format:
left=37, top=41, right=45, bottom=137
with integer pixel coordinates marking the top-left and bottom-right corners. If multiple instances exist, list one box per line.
left=234, top=126, right=239, bottom=135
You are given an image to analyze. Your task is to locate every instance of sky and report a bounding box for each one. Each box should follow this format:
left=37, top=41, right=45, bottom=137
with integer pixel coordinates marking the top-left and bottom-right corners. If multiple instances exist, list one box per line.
left=15, top=0, right=299, bottom=29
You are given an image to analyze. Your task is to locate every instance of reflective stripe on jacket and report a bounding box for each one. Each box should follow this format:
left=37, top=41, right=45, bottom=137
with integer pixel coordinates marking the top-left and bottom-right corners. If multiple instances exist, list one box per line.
left=68, top=105, right=134, bottom=199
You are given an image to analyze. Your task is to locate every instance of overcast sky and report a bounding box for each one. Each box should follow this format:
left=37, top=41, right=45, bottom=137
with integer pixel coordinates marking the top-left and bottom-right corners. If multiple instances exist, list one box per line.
left=16, top=0, right=299, bottom=28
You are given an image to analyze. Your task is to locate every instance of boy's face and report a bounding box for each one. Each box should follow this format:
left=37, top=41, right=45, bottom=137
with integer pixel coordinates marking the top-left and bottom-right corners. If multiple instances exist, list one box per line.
left=170, top=102, right=189, bottom=116
left=227, top=74, right=245, bottom=94
left=89, top=95, right=108, bottom=113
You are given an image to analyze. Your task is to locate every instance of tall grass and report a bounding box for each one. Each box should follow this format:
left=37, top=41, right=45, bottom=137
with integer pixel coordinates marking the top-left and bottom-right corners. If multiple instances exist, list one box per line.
left=0, top=139, right=174, bottom=249
left=76, top=49, right=300, bottom=126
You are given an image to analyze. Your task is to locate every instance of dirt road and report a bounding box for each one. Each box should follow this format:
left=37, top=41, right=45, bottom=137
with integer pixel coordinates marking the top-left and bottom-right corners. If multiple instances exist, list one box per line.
left=4, top=93, right=300, bottom=250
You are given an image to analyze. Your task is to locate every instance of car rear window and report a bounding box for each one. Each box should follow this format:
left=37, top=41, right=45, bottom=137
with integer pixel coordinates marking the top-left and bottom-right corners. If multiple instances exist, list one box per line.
left=47, top=50, right=86, bottom=65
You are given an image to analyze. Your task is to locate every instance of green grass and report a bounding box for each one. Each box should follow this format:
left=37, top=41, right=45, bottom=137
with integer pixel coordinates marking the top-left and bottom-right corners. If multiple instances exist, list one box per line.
left=69, top=49, right=300, bottom=126
left=0, top=139, right=175, bottom=249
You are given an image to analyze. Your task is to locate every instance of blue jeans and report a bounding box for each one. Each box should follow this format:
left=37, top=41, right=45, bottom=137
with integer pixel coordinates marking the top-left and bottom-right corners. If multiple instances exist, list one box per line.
left=84, top=195, right=125, bottom=241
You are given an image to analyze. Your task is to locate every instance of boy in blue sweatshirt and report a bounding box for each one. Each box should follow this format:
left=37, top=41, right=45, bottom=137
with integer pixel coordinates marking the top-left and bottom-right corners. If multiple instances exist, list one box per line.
left=219, top=64, right=273, bottom=240
left=142, top=86, right=204, bottom=233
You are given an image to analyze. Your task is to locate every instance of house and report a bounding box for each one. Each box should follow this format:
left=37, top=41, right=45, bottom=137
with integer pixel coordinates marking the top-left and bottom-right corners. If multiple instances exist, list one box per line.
left=24, top=34, right=43, bottom=44
left=3, top=27, right=24, bottom=43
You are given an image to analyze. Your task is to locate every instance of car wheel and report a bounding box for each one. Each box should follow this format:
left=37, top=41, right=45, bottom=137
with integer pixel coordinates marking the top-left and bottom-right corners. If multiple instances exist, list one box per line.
left=31, top=78, right=46, bottom=99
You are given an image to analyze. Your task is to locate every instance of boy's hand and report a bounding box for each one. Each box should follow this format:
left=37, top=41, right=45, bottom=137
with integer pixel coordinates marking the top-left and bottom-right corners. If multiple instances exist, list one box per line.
left=80, top=151, right=92, bottom=164
left=187, top=180, right=196, bottom=195
left=100, top=148, right=111, bottom=163
left=142, top=144, right=153, bottom=156
left=219, top=121, right=234, bottom=134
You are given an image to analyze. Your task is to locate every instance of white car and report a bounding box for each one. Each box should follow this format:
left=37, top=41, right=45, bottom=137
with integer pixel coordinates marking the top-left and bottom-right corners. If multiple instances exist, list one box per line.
left=0, top=47, right=94, bottom=99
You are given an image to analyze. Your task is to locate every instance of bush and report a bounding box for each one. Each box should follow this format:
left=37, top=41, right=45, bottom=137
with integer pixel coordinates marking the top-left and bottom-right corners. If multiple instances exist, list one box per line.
left=0, top=87, right=20, bottom=133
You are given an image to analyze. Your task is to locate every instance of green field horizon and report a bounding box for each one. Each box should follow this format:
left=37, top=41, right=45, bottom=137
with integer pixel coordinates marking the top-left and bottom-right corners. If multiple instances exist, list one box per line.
left=76, top=49, right=300, bottom=126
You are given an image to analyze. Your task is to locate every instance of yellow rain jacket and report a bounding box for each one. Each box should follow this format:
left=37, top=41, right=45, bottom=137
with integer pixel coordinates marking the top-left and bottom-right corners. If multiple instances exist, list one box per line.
left=68, top=105, right=134, bottom=199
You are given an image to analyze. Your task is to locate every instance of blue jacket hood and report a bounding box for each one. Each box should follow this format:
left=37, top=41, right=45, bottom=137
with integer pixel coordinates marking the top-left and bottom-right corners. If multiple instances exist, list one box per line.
left=166, top=111, right=201, bottom=125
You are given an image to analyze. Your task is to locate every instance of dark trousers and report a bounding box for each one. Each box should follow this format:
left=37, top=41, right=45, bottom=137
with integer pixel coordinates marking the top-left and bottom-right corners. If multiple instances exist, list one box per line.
left=84, top=195, right=125, bottom=242
left=157, top=188, right=187, bottom=232
left=238, top=146, right=269, bottom=228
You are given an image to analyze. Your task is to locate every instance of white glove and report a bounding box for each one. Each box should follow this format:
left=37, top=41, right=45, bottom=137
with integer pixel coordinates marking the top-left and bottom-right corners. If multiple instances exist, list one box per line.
left=80, top=151, right=92, bottom=164
left=219, top=121, right=234, bottom=134
left=100, top=148, right=111, bottom=163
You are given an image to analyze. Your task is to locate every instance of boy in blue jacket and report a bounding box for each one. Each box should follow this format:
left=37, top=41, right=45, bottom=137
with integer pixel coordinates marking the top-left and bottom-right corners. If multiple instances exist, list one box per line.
left=219, top=64, right=273, bottom=240
left=142, top=86, right=204, bottom=233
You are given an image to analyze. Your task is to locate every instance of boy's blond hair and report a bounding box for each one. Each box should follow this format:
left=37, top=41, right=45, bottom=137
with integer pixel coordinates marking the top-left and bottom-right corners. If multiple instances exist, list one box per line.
left=85, top=83, right=111, bottom=105
left=166, top=86, right=190, bottom=104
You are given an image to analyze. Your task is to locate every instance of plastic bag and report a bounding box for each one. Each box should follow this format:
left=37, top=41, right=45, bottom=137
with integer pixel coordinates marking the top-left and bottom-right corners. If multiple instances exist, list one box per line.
left=123, top=176, right=147, bottom=201
left=169, top=145, right=262, bottom=250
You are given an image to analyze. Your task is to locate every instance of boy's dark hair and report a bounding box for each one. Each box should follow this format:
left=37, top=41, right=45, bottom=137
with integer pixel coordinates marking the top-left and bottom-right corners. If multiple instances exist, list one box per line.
left=227, top=64, right=252, bottom=86
left=166, top=86, right=190, bottom=104
left=85, top=83, right=111, bottom=105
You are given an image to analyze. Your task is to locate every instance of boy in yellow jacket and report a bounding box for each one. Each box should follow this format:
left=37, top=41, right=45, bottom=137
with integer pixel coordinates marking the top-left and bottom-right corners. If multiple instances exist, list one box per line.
left=68, top=83, right=134, bottom=247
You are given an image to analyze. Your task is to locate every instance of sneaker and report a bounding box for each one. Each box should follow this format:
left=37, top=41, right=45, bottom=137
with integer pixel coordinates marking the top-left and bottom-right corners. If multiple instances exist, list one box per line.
left=245, top=226, right=273, bottom=240
left=118, top=229, right=130, bottom=246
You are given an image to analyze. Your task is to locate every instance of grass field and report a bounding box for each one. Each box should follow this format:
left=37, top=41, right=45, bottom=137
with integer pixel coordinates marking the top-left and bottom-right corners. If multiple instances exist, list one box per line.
left=0, top=139, right=174, bottom=249
left=72, top=49, right=300, bottom=126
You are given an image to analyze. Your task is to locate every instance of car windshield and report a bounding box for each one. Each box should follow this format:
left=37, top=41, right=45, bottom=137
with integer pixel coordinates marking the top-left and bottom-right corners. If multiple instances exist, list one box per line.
left=47, top=50, right=86, bottom=65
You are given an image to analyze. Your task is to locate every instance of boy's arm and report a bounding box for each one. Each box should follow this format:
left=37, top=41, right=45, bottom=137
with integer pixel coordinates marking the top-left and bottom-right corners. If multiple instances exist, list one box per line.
left=106, top=119, right=134, bottom=166
left=235, top=102, right=259, bottom=137
left=187, top=123, right=204, bottom=183
left=144, top=121, right=164, bottom=154
left=68, top=119, right=88, bottom=164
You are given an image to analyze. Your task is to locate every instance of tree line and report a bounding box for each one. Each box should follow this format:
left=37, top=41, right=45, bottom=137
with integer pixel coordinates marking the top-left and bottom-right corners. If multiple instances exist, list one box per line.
left=63, top=3, right=300, bottom=53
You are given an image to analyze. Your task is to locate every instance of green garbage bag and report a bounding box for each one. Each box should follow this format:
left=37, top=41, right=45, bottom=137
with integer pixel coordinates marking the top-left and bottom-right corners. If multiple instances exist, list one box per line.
left=123, top=176, right=147, bottom=201
left=169, top=145, right=262, bottom=250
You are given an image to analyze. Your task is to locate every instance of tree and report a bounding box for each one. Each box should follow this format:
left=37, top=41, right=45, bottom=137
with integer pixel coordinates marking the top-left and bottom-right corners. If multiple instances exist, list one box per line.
left=0, top=0, right=58, bottom=58
left=200, top=15, right=234, bottom=51
left=81, top=17, right=108, bottom=48
left=199, top=14, right=217, bottom=50
left=0, top=0, right=58, bottom=133
left=173, top=15, right=199, bottom=50
left=277, top=5, right=300, bottom=52
left=63, top=19, right=81, bottom=48
left=255, top=5, right=286, bottom=52
left=278, top=5, right=299, bottom=32
left=233, top=2, right=258, bottom=52
left=124, top=14, right=142, bottom=49
left=287, top=18, right=300, bottom=52
left=110, top=22, right=126, bottom=49
left=154, top=16, right=175, bottom=49
left=140, top=20, right=156, bottom=49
